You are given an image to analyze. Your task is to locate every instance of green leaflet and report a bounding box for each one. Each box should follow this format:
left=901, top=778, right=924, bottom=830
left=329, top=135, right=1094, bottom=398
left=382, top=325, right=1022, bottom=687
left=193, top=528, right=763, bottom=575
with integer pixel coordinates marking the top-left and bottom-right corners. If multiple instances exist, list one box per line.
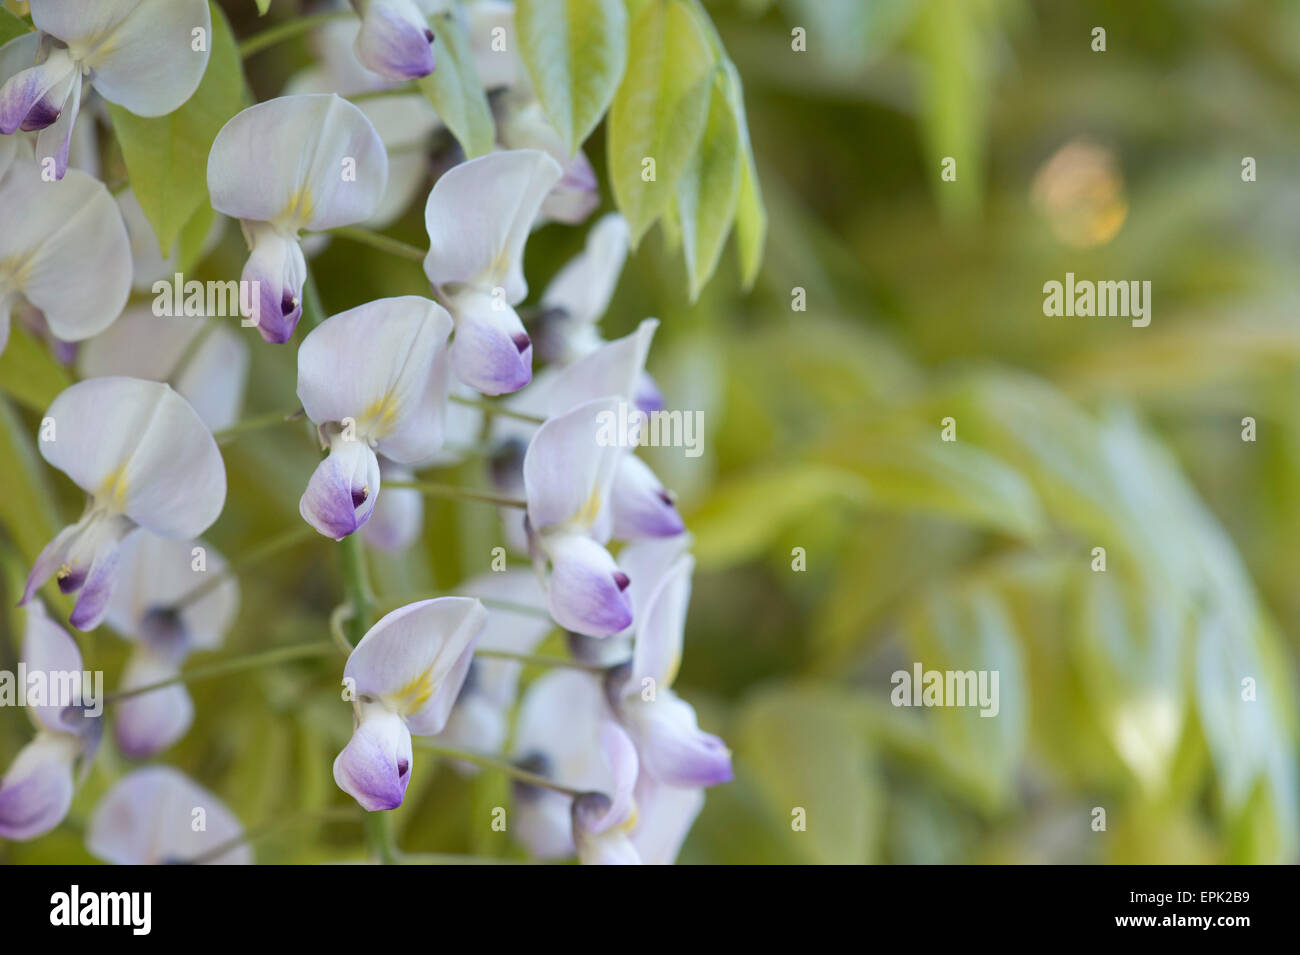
left=676, top=71, right=741, bottom=301
left=515, top=0, right=628, bottom=155
left=418, top=11, right=495, bottom=159
left=608, top=0, right=713, bottom=244
left=107, top=2, right=246, bottom=257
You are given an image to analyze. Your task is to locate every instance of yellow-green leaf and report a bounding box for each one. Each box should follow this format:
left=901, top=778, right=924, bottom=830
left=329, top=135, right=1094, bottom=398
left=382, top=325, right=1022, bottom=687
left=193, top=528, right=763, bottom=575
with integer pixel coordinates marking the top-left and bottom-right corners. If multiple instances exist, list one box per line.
left=515, top=0, right=627, bottom=155
left=677, top=71, right=740, bottom=301
left=418, top=11, right=494, bottom=159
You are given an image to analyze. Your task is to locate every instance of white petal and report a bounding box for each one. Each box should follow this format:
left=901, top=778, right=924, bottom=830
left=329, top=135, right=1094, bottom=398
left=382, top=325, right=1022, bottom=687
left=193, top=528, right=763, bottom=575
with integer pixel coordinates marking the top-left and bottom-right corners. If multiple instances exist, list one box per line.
left=22, top=600, right=86, bottom=733
left=543, top=318, right=658, bottom=418
left=297, top=295, right=454, bottom=460
left=37, top=0, right=212, bottom=117
left=541, top=214, right=629, bottom=328
left=610, top=453, right=685, bottom=540
left=447, top=288, right=533, bottom=395
left=630, top=774, right=703, bottom=865
left=39, top=377, right=226, bottom=536
left=0, top=164, right=131, bottom=341
left=240, top=222, right=306, bottom=343
left=354, top=0, right=436, bottom=81
left=360, top=458, right=423, bottom=553
left=112, top=649, right=194, bottom=758
left=628, top=552, right=693, bottom=692
left=343, top=596, right=488, bottom=732
left=468, top=0, right=523, bottom=90
left=423, top=149, right=561, bottom=302
left=299, top=434, right=381, bottom=540
left=0, top=733, right=78, bottom=841
left=207, top=94, right=388, bottom=231
left=523, top=396, right=624, bottom=533
left=333, top=701, right=414, bottom=811
left=542, top=532, right=632, bottom=637
left=86, top=765, right=251, bottom=864
left=621, top=690, right=732, bottom=788
left=102, top=532, right=237, bottom=654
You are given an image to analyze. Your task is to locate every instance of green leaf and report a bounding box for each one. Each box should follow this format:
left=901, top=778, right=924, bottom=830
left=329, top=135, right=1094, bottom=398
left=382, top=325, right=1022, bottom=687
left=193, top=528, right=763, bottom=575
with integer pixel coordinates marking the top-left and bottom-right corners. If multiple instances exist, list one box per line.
left=418, top=12, right=494, bottom=159
left=608, top=0, right=714, bottom=244
left=515, top=0, right=628, bottom=155
left=676, top=71, right=740, bottom=301
left=0, top=325, right=72, bottom=413
left=176, top=199, right=216, bottom=273
left=0, top=7, right=31, bottom=47
left=735, top=683, right=879, bottom=864
left=255, top=0, right=272, bottom=14
left=107, top=2, right=245, bottom=256
left=722, top=60, right=765, bottom=288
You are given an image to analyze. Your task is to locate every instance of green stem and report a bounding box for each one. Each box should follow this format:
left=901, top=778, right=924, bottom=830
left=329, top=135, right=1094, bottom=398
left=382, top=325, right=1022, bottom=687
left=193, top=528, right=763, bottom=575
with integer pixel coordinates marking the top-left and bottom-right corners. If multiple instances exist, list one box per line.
left=414, top=741, right=582, bottom=797
left=329, top=226, right=426, bottom=262
left=170, top=524, right=317, bottom=609
left=183, top=807, right=358, bottom=864
left=104, top=641, right=334, bottom=704
left=475, top=648, right=605, bottom=674
left=385, top=480, right=527, bottom=510
left=302, top=265, right=328, bottom=328
left=213, top=407, right=303, bottom=444
left=449, top=394, right=546, bottom=425
left=239, top=10, right=353, bottom=58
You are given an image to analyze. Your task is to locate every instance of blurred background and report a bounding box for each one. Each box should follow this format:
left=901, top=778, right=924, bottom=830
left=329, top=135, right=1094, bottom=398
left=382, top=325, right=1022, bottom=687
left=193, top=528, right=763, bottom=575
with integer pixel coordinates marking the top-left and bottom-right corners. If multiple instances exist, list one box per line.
left=3, top=0, right=1300, bottom=863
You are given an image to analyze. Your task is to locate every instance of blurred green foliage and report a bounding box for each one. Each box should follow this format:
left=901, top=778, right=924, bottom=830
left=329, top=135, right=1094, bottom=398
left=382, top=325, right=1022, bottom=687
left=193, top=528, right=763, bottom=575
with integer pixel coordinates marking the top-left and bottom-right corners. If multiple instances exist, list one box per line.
left=3, top=0, right=1300, bottom=864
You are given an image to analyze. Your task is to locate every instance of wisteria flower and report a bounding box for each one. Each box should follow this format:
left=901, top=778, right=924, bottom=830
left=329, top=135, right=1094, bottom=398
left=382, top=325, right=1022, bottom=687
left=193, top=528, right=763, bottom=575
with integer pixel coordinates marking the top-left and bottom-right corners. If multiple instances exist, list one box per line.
left=335, top=597, right=487, bottom=811
left=87, top=766, right=251, bottom=864
left=423, top=148, right=562, bottom=395
left=351, top=0, right=443, bottom=81
left=0, top=602, right=102, bottom=841
left=102, top=533, right=239, bottom=758
left=535, top=214, right=630, bottom=364
left=296, top=295, right=454, bottom=539
left=0, top=157, right=130, bottom=357
left=77, top=305, right=249, bottom=432
left=20, top=377, right=227, bottom=631
left=496, top=93, right=599, bottom=226
left=0, top=0, right=212, bottom=180
left=570, top=722, right=641, bottom=865
left=207, top=93, right=388, bottom=343
left=522, top=396, right=632, bottom=636
left=435, top=571, right=553, bottom=757
left=607, top=552, right=732, bottom=788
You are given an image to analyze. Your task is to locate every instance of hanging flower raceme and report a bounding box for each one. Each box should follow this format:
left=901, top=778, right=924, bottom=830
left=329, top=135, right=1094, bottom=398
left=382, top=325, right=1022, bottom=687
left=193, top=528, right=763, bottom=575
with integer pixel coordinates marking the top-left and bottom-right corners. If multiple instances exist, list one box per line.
left=423, top=148, right=562, bottom=395
left=296, top=296, right=454, bottom=539
left=351, top=0, right=443, bottom=81
left=606, top=552, right=732, bottom=788
left=0, top=0, right=212, bottom=180
left=87, top=766, right=251, bottom=864
left=335, top=597, right=487, bottom=811
left=0, top=602, right=102, bottom=841
left=522, top=397, right=633, bottom=636
left=102, top=534, right=238, bottom=759
left=207, top=94, right=388, bottom=344
left=0, top=156, right=131, bottom=358
left=20, top=377, right=227, bottom=631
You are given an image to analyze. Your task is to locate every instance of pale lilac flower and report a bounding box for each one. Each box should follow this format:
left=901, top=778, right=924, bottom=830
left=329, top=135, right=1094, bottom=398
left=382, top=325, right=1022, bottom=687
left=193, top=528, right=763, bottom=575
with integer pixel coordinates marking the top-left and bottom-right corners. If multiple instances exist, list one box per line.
left=0, top=0, right=212, bottom=179
left=359, top=457, right=423, bottom=553
left=102, top=534, right=238, bottom=759
left=607, top=552, right=732, bottom=788
left=496, top=94, right=599, bottom=226
left=435, top=571, right=552, bottom=758
left=334, top=597, right=487, bottom=810
left=0, top=603, right=101, bottom=841
left=0, top=157, right=130, bottom=357
left=522, top=397, right=632, bottom=636
left=628, top=772, right=705, bottom=865
left=207, top=94, right=388, bottom=343
left=570, top=723, right=640, bottom=865
left=423, top=148, right=562, bottom=395
left=296, top=296, right=454, bottom=539
left=87, top=766, right=250, bottom=864
left=77, top=305, right=249, bottom=432
left=20, top=377, right=227, bottom=631
left=535, top=214, right=629, bottom=364
left=468, top=0, right=522, bottom=91
left=351, top=0, right=444, bottom=81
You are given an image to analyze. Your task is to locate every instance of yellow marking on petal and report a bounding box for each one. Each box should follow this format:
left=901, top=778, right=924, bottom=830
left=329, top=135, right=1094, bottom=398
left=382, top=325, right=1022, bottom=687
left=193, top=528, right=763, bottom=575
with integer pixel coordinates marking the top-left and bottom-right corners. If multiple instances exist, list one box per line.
left=388, top=665, right=437, bottom=715
left=97, top=463, right=130, bottom=512
left=573, top=491, right=602, bottom=528
left=359, top=392, right=401, bottom=439
left=281, top=186, right=316, bottom=227
left=616, top=805, right=638, bottom=834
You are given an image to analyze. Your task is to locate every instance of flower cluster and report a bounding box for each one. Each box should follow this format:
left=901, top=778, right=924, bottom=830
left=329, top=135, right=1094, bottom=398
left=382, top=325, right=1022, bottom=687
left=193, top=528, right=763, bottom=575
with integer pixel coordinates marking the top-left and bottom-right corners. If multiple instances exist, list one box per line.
left=1, top=0, right=728, bottom=866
